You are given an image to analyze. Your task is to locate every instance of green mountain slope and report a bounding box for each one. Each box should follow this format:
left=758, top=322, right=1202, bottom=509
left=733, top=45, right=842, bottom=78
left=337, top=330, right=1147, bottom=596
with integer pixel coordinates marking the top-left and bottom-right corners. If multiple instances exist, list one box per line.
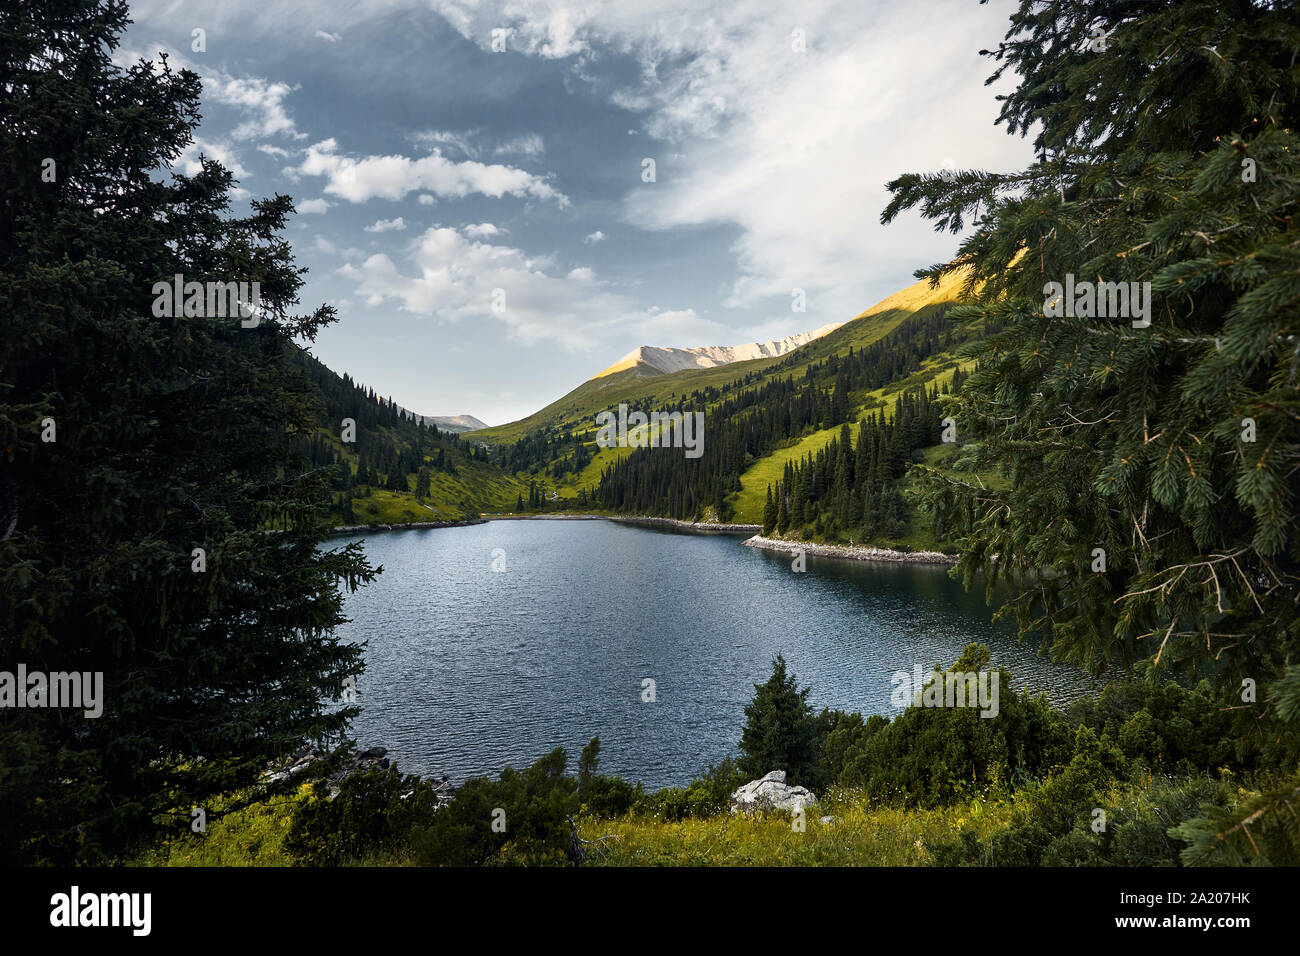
left=298, top=268, right=975, bottom=538
left=470, top=270, right=965, bottom=445
left=292, top=350, right=530, bottom=524
left=465, top=269, right=977, bottom=549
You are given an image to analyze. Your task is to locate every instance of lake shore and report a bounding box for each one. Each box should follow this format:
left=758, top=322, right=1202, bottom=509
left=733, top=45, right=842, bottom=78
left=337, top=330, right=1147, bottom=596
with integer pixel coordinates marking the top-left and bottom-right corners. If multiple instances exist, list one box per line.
left=482, top=514, right=760, bottom=534
left=328, top=518, right=487, bottom=537
left=330, top=513, right=760, bottom=536
left=741, top=534, right=958, bottom=566
left=609, top=515, right=761, bottom=535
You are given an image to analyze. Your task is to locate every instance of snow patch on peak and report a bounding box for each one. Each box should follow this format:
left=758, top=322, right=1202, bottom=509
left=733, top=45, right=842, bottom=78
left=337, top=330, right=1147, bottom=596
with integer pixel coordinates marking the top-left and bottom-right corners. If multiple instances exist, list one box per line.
left=594, top=322, right=843, bottom=379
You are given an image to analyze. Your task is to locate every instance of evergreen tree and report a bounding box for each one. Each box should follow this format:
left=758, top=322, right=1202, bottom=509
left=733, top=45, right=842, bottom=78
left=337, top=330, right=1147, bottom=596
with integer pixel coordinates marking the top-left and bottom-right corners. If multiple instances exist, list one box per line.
left=738, top=655, right=823, bottom=790
left=886, top=0, right=1300, bottom=686
left=577, top=736, right=600, bottom=792
left=884, top=0, right=1300, bottom=861
left=0, top=0, right=375, bottom=863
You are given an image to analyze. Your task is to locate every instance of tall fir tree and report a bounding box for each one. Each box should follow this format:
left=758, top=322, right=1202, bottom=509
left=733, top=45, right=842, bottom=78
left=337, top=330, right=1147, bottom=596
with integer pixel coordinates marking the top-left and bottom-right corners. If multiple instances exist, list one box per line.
left=884, top=0, right=1300, bottom=862
left=0, top=0, right=376, bottom=863
left=738, top=655, right=823, bottom=790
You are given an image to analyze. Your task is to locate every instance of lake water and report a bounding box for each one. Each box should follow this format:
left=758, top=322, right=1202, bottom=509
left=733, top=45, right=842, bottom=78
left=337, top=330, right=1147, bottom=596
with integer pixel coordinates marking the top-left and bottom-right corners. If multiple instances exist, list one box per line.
left=334, top=519, right=1099, bottom=790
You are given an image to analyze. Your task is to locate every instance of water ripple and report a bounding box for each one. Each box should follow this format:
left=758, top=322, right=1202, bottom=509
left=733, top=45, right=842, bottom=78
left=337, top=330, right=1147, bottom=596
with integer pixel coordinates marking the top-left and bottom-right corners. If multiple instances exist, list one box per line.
left=334, top=521, right=1100, bottom=789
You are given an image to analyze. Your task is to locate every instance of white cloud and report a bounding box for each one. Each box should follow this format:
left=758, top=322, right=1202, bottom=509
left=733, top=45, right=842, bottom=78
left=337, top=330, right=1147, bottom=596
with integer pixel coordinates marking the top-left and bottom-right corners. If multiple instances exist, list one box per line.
left=339, top=226, right=722, bottom=348
left=364, top=216, right=407, bottom=232
left=494, top=133, right=545, bottom=159
left=298, top=197, right=331, bottom=214
left=582, top=230, right=605, bottom=244
left=201, top=70, right=304, bottom=141
left=177, top=137, right=249, bottom=179
left=315, top=30, right=341, bottom=42
left=417, top=194, right=437, bottom=205
left=257, top=144, right=292, bottom=159
left=413, top=129, right=480, bottom=158
left=423, top=0, right=1032, bottom=322
left=415, top=129, right=545, bottom=161
left=463, top=222, right=504, bottom=238
left=297, top=138, right=568, bottom=206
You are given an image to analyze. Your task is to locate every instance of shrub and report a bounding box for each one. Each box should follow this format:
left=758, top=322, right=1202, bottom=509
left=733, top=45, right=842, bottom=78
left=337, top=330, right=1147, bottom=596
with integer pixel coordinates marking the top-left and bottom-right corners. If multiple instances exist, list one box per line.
left=415, top=747, right=579, bottom=866
left=285, top=766, right=441, bottom=865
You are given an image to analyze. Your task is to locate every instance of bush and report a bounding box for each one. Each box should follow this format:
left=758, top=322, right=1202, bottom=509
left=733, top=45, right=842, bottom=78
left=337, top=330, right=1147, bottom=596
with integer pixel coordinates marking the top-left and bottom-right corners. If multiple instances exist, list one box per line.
left=415, top=747, right=580, bottom=866
left=834, top=646, right=1071, bottom=807
left=634, top=758, right=750, bottom=822
left=285, top=766, right=442, bottom=865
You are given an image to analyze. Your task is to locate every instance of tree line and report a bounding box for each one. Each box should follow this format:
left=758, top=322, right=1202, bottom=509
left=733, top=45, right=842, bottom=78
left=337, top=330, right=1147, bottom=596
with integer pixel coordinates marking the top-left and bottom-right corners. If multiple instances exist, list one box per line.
left=593, top=307, right=975, bottom=524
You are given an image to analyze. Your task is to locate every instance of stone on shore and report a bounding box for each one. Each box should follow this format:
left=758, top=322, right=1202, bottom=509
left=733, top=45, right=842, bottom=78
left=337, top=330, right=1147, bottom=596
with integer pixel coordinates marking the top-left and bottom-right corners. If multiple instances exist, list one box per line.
left=730, top=770, right=818, bottom=815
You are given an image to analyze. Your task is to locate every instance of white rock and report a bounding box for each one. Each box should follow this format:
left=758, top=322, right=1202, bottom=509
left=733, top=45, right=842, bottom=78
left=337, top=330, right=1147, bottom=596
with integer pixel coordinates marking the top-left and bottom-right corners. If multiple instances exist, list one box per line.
left=730, top=770, right=818, bottom=815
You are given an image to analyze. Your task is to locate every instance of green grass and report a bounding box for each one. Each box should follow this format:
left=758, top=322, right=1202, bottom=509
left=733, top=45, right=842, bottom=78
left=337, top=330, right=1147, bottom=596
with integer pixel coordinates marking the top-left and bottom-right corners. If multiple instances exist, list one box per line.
left=548, top=443, right=633, bottom=498
left=333, top=453, right=532, bottom=525
left=132, top=784, right=1011, bottom=867
left=130, top=789, right=305, bottom=867
left=579, top=790, right=1011, bottom=866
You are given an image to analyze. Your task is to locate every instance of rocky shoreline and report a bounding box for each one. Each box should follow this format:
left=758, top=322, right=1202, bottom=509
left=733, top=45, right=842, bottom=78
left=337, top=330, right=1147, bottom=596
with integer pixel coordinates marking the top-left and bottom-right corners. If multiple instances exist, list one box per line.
left=741, top=534, right=958, bottom=566
left=609, top=515, right=761, bottom=534
left=329, top=518, right=486, bottom=536
left=484, top=513, right=761, bottom=534
left=268, top=745, right=455, bottom=805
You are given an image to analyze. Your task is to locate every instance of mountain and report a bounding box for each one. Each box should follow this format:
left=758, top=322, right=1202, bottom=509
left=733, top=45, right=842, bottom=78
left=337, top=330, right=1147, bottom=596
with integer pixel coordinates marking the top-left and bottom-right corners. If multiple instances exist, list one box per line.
left=291, top=354, right=528, bottom=523
left=384, top=404, right=489, bottom=433
left=417, top=414, right=490, bottom=433
left=469, top=271, right=966, bottom=445
left=466, top=266, right=976, bottom=547
left=593, top=323, right=844, bottom=379
left=296, top=267, right=973, bottom=532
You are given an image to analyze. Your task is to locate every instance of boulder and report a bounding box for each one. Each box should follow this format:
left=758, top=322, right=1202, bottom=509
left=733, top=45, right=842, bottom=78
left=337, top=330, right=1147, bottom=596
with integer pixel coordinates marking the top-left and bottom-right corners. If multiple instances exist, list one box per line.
left=730, top=770, right=818, bottom=815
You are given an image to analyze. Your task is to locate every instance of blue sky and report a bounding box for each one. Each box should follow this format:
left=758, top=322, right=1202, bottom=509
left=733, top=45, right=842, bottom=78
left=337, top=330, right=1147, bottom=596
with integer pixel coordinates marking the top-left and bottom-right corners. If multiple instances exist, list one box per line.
left=121, top=0, right=1034, bottom=425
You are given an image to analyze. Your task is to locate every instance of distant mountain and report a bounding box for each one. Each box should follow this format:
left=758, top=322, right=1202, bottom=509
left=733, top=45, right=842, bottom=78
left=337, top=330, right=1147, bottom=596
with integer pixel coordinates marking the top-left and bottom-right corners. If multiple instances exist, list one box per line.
left=384, top=404, right=488, bottom=433
left=470, top=275, right=964, bottom=444
left=593, top=323, right=844, bottom=379
left=416, top=414, right=490, bottom=433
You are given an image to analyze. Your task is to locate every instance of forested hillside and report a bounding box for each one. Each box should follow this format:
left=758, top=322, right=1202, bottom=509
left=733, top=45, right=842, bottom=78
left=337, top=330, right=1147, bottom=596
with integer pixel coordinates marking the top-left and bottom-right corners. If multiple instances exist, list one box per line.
left=473, top=267, right=981, bottom=550
left=291, top=351, right=527, bottom=524
left=591, top=307, right=975, bottom=533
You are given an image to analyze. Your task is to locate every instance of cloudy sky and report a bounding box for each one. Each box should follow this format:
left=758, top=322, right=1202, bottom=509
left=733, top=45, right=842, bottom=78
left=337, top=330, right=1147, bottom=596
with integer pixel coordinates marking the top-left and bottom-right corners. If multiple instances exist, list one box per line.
left=121, top=0, right=1034, bottom=425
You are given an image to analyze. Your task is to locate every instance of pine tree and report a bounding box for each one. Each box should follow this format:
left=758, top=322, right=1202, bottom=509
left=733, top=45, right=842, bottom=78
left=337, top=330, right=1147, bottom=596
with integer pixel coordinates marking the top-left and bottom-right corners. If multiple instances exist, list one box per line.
left=738, top=655, right=823, bottom=790
left=762, top=484, right=777, bottom=535
left=884, top=0, right=1300, bottom=860
left=887, top=0, right=1300, bottom=683
left=0, top=0, right=376, bottom=863
left=577, top=736, right=600, bottom=793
